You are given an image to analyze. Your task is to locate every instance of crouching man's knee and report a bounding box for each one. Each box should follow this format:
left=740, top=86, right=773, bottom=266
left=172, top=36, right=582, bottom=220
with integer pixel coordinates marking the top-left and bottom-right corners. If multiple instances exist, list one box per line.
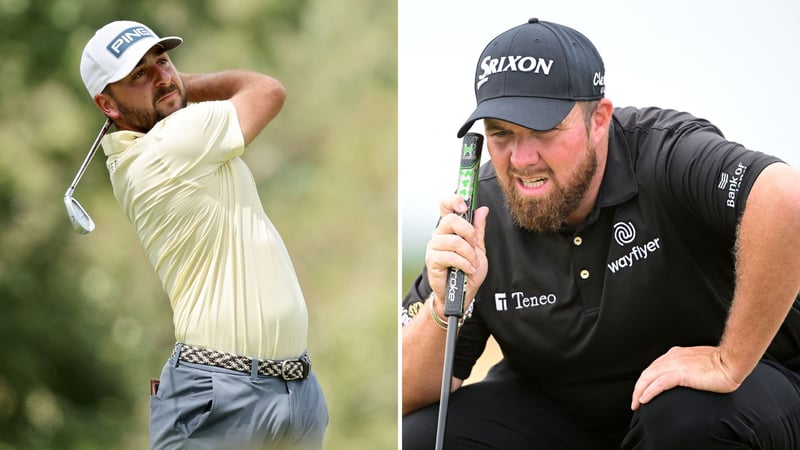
left=622, top=387, right=743, bottom=450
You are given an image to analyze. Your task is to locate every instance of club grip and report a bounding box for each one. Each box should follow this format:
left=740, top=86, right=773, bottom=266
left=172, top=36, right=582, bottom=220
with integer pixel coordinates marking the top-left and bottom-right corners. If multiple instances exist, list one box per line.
left=443, top=133, right=483, bottom=318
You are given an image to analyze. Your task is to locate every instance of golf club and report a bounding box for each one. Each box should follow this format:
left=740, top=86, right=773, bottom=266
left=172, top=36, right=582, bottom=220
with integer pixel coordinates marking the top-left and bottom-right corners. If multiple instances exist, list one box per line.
left=64, top=118, right=112, bottom=234
left=435, top=132, right=483, bottom=450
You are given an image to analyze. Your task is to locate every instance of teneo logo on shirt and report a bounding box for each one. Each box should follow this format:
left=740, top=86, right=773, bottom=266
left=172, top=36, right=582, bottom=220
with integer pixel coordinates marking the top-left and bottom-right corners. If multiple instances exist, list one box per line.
left=476, top=55, right=554, bottom=90
left=716, top=162, right=748, bottom=209
left=607, top=221, right=663, bottom=274
left=495, top=291, right=557, bottom=311
left=107, top=26, right=153, bottom=58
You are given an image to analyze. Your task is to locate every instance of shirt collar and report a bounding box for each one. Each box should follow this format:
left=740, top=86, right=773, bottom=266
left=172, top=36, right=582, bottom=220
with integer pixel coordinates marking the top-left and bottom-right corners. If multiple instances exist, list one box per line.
left=585, top=118, right=638, bottom=224
left=101, top=129, right=145, bottom=157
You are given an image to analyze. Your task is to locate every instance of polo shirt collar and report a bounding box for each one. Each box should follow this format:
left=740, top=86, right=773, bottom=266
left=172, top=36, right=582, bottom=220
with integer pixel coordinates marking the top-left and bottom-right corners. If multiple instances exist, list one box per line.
left=585, top=119, right=638, bottom=225
left=101, top=130, right=145, bottom=157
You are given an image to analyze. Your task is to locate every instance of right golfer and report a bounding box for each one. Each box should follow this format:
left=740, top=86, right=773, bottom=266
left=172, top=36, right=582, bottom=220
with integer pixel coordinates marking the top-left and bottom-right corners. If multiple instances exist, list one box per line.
left=402, top=17, right=800, bottom=449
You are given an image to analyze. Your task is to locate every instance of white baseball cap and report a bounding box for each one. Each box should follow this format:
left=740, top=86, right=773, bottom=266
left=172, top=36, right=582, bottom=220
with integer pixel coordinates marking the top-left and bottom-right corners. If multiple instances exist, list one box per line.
left=80, top=20, right=182, bottom=97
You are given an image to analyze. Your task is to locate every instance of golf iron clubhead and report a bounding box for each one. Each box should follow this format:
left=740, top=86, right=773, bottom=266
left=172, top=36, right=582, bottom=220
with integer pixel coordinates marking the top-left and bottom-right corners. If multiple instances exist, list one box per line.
left=64, top=118, right=112, bottom=234
left=64, top=195, right=95, bottom=234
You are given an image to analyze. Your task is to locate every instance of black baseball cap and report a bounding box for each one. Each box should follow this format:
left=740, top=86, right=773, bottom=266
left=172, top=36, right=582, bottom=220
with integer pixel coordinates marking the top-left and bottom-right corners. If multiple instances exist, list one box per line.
left=457, top=18, right=605, bottom=137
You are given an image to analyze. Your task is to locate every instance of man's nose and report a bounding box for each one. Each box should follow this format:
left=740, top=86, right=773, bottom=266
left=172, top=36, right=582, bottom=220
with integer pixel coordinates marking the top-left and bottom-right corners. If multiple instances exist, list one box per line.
left=510, top=137, right=541, bottom=168
left=154, top=66, right=171, bottom=85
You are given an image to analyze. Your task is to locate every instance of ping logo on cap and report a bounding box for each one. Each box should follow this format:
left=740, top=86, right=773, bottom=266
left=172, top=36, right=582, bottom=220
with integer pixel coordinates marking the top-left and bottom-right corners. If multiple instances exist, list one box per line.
left=106, top=26, right=153, bottom=58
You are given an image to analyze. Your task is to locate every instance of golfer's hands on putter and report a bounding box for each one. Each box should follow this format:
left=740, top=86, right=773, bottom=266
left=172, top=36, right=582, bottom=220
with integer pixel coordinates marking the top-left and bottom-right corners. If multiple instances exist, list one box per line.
left=426, top=193, right=490, bottom=315
left=631, top=345, right=742, bottom=411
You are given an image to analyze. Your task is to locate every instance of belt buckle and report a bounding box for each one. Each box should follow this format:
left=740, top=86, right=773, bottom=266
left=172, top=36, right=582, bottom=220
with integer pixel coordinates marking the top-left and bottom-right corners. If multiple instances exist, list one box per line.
left=280, top=360, right=302, bottom=381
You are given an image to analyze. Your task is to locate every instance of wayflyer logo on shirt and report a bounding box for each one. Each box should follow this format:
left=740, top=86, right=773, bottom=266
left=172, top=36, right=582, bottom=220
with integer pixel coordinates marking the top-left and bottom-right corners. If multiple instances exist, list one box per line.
left=607, top=221, right=663, bottom=274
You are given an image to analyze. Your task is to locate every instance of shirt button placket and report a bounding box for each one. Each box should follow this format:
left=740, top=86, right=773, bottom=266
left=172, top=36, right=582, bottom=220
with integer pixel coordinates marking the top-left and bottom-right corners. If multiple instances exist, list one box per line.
left=573, top=235, right=590, bottom=280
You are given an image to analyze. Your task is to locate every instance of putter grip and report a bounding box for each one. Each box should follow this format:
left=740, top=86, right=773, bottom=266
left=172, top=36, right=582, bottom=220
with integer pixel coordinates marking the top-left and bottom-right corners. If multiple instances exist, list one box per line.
left=443, top=133, right=483, bottom=318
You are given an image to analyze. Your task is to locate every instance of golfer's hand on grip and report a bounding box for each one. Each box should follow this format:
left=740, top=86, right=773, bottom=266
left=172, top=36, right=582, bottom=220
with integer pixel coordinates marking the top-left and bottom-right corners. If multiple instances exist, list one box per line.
left=425, top=193, right=489, bottom=311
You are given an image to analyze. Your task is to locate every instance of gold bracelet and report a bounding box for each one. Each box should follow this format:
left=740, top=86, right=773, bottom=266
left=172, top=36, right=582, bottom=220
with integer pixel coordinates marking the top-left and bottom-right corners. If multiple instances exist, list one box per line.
left=429, top=296, right=449, bottom=330
left=429, top=293, right=464, bottom=330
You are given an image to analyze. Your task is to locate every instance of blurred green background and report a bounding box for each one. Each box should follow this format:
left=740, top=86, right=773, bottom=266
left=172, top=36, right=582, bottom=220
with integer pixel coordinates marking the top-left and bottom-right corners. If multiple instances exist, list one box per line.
left=0, top=0, right=397, bottom=449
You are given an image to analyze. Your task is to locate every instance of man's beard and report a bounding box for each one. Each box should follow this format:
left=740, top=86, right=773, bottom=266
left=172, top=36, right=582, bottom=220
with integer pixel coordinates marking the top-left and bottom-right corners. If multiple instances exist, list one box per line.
left=499, top=141, right=597, bottom=232
left=113, top=84, right=186, bottom=132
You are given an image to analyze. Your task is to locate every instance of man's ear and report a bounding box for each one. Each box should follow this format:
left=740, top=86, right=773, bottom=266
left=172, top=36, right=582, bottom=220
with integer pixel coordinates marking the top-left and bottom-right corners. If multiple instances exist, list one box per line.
left=591, top=97, right=614, bottom=144
left=93, top=93, right=121, bottom=121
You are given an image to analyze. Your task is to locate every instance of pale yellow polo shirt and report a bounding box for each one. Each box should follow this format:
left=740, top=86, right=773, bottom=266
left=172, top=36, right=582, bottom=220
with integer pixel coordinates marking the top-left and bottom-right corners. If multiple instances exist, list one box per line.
left=101, top=100, right=308, bottom=360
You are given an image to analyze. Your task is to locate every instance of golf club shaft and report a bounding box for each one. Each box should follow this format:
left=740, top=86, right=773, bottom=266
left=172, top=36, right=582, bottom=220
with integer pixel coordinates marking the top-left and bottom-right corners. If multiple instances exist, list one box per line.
left=434, top=133, right=483, bottom=450
left=65, top=118, right=112, bottom=197
left=435, top=315, right=460, bottom=450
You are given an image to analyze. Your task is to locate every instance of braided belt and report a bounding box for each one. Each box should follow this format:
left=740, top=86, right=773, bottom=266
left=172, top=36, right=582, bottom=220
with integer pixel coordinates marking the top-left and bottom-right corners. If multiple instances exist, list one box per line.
left=174, top=344, right=310, bottom=381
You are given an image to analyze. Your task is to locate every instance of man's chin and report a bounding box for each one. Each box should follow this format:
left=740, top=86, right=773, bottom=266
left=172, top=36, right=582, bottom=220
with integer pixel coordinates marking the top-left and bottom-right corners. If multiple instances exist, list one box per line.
left=504, top=189, right=566, bottom=232
left=158, top=93, right=186, bottom=114
left=157, top=103, right=182, bottom=120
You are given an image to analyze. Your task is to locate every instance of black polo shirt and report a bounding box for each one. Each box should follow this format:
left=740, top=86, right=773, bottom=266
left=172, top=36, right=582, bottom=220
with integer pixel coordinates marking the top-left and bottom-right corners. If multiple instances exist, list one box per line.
left=402, top=106, right=800, bottom=433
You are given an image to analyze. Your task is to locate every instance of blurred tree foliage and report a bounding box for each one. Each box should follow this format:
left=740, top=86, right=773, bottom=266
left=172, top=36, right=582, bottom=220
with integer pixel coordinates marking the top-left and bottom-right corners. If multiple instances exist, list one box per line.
left=0, top=0, right=397, bottom=449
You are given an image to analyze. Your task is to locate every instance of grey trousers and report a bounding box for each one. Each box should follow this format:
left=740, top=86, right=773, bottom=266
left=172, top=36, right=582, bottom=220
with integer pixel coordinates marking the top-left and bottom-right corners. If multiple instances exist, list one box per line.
left=150, top=350, right=328, bottom=450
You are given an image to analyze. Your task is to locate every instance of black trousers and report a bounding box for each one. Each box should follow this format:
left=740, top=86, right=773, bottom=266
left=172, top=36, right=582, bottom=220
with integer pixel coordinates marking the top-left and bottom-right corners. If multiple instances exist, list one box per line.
left=403, top=359, right=800, bottom=449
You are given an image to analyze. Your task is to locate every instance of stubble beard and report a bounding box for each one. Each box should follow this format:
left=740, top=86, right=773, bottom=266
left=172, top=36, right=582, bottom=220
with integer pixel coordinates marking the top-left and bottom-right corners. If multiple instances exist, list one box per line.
left=113, top=84, right=187, bottom=133
left=499, top=140, right=598, bottom=233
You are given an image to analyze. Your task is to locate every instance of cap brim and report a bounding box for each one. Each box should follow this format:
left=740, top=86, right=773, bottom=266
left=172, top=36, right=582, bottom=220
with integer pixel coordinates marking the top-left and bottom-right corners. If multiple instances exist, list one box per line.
left=108, top=36, right=183, bottom=86
left=457, top=97, right=576, bottom=137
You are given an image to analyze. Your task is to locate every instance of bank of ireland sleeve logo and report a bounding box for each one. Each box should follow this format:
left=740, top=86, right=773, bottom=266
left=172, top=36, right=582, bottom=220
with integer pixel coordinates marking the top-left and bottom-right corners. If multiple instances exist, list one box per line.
left=716, top=162, right=748, bottom=209
left=613, top=221, right=636, bottom=246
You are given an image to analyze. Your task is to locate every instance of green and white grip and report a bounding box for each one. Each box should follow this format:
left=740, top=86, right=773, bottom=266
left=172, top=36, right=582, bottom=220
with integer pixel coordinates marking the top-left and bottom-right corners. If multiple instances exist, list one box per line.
left=443, top=133, right=483, bottom=318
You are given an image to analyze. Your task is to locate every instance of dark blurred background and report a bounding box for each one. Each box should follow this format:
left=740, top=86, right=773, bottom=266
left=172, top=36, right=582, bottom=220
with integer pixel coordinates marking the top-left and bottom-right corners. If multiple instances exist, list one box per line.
left=0, top=1, right=397, bottom=448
